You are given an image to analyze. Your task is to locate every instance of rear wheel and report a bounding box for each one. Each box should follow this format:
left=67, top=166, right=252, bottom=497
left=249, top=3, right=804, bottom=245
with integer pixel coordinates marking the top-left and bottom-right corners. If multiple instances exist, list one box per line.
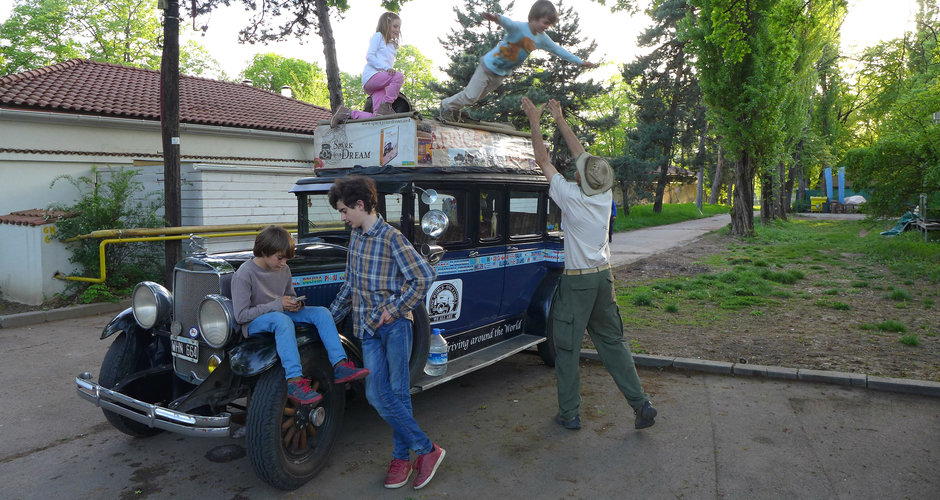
left=246, top=347, right=345, bottom=490
left=537, top=301, right=557, bottom=367
left=98, top=331, right=164, bottom=437
left=409, top=305, right=431, bottom=382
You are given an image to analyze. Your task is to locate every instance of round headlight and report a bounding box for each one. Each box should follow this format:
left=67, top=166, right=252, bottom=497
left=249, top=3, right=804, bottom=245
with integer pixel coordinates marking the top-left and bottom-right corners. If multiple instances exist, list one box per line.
left=421, top=209, right=449, bottom=239
left=197, top=295, right=235, bottom=348
left=131, top=281, right=172, bottom=329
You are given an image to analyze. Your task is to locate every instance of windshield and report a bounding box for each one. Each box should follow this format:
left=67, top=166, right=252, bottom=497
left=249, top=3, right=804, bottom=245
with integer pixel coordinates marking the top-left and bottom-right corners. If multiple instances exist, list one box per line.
left=297, top=192, right=409, bottom=238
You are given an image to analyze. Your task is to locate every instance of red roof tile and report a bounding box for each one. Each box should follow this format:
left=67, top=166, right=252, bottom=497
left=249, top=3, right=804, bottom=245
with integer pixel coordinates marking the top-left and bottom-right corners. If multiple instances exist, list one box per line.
left=0, top=59, right=330, bottom=135
left=0, top=209, right=74, bottom=227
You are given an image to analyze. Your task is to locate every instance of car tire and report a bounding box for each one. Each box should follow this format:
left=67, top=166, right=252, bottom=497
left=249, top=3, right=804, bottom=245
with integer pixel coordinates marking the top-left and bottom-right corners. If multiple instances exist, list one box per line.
left=98, top=330, right=163, bottom=438
left=246, top=347, right=345, bottom=491
left=409, top=304, right=431, bottom=382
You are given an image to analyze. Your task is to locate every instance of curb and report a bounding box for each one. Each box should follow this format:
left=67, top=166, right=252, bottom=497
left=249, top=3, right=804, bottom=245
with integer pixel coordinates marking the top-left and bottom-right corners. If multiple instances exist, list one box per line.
left=0, top=300, right=130, bottom=329
left=579, top=349, right=940, bottom=398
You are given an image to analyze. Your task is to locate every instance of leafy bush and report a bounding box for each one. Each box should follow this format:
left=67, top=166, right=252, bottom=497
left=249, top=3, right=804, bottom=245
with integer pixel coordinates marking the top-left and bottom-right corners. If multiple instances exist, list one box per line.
left=50, top=167, right=165, bottom=298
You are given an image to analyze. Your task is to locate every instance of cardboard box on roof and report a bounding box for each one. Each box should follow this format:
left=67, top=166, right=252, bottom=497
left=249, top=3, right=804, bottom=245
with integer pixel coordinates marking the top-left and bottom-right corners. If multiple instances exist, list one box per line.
left=313, top=115, right=537, bottom=171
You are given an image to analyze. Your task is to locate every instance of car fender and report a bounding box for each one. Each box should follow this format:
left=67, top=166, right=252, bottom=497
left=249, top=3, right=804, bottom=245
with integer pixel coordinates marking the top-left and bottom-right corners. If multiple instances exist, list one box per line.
left=229, top=326, right=351, bottom=377
left=525, top=269, right=562, bottom=337
left=101, top=307, right=139, bottom=340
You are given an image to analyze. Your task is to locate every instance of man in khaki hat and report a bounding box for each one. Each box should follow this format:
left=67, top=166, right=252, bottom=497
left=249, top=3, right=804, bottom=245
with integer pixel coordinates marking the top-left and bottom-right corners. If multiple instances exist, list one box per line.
left=521, top=97, right=657, bottom=432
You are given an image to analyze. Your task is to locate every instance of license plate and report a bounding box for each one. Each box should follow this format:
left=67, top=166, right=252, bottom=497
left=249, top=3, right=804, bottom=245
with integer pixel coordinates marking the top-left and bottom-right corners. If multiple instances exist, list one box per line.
left=171, top=335, right=199, bottom=363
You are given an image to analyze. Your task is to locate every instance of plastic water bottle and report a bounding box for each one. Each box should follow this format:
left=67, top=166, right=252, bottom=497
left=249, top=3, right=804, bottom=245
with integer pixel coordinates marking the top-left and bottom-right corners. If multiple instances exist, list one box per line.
left=424, top=328, right=448, bottom=376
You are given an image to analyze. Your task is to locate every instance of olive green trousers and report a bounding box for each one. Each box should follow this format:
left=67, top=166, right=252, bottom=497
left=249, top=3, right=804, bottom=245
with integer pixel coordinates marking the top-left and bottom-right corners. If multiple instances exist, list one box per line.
left=552, top=268, right=649, bottom=420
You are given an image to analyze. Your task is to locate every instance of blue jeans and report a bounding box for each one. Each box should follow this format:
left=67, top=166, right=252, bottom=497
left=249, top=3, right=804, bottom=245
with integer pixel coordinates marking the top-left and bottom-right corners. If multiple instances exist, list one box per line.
left=246, top=306, right=347, bottom=380
left=361, top=318, right=433, bottom=460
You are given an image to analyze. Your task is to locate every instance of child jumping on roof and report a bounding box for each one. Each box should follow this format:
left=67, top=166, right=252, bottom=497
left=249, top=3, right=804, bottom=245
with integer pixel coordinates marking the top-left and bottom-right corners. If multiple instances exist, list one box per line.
left=331, top=12, right=404, bottom=127
left=439, top=0, right=596, bottom=122
left=232, top=225, right=370, bottom=405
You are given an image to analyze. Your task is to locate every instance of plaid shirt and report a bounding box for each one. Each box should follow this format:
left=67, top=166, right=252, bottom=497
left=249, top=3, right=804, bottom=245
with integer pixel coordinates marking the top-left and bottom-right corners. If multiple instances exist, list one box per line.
left=329, top=215, right=436, bottom=338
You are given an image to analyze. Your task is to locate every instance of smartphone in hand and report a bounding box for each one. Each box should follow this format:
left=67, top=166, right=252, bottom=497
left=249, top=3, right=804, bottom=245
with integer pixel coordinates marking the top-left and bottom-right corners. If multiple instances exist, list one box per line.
left=292, top=295, right=306, bottom=303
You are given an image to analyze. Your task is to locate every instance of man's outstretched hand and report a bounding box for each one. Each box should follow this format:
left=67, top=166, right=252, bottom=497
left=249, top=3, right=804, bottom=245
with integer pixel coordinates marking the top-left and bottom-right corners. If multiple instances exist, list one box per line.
left=521, top=96, right=542, bottom=123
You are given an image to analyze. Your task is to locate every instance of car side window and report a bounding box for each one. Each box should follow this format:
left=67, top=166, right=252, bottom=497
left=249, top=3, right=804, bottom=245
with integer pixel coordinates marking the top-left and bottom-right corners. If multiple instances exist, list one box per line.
left=509, top=191, right=540, bottom=237
left=479, top=189, right=502, bottom=241
left=546, top=198, right=562, bottom=235
left=413, top=190, right=467, bottom=246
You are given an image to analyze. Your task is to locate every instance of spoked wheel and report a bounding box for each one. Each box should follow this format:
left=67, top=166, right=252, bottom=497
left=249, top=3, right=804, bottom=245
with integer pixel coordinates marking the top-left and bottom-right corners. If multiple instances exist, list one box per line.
left=246, top=347, right=345, bottom=491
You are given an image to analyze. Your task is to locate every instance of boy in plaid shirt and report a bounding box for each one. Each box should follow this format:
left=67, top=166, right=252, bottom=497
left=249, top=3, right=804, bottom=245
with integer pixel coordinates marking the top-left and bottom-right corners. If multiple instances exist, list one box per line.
left=328, top=176, right=445, bottom=490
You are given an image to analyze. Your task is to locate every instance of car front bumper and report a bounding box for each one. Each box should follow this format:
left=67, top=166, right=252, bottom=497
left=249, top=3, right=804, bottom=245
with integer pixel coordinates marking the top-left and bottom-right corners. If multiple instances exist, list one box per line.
left=76, top=373, right=231, bottom=437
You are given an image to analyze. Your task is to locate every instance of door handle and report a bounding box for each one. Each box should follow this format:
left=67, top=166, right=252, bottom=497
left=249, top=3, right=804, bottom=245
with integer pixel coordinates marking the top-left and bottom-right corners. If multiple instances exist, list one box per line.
left=507, top=246, right=519, bottom=251
left=469, top=251, right=480, bottom=257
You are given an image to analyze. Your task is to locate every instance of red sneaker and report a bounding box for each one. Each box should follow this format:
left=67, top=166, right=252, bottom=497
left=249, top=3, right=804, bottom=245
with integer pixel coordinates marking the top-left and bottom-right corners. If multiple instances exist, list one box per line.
left=413, top=444, right=445, bottom=490
left=384, top=458, right=412, bottom=489
left=334, top=360, right=370, bottom=384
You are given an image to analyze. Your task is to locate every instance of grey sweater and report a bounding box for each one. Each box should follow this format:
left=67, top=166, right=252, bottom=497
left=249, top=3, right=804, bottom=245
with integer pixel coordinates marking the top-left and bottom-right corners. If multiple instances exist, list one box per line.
left=231, top=258, right=295, bottom=336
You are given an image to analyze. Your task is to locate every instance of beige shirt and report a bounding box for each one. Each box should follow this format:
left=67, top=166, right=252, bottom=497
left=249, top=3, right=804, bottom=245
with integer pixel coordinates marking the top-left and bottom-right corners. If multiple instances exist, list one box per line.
left=549, top=174, right=612, bottom=269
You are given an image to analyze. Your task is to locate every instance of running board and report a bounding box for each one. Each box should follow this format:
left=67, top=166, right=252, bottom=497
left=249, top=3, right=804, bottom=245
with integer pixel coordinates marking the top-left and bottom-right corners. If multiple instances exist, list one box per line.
left=410, top=334, right=545, bottom=393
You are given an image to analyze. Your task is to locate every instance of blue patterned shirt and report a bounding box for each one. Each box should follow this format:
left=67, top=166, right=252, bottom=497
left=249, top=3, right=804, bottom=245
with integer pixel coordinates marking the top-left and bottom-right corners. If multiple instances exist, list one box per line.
left=329, top=215, right=436, bottom=338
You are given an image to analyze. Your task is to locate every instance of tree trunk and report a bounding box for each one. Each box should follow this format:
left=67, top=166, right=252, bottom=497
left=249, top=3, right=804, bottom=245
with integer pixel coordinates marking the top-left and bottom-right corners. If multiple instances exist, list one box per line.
left=620, top=180, right=631, bottom=216
left=709, top=143, right=723, bottom=205
left=315, top=0, right=343, bottom=111
left=653, top=48, right=686, bottom=214
left=777, top=161, right=788, bottom=220
left=161, top=0, right=181, bottom=286
left=760, top=172, right=773, bottom=224
left=730, top=151, right=755, bottom=237
left=796, top=139, right=807, bottom=203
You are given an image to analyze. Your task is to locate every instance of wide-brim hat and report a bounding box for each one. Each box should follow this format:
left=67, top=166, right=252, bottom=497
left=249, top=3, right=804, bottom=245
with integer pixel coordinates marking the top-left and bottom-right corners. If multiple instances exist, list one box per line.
left=575, top=152, right=614, bottom=196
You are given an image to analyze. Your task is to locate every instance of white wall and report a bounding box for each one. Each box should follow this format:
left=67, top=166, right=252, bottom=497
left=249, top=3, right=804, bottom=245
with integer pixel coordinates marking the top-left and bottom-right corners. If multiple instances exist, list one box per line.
left=0, top=109, right=321, bottom=303
left=0, top=223, right=77, bottom=305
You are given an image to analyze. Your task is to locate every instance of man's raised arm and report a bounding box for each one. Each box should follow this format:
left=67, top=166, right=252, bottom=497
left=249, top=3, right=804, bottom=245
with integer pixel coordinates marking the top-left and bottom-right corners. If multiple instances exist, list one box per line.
left=521, top=97, right=559, bottom=181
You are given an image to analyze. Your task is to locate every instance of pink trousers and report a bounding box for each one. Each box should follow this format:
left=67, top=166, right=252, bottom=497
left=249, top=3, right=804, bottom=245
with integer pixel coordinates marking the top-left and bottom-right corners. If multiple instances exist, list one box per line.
left=349, top=71, right=405, bottom=119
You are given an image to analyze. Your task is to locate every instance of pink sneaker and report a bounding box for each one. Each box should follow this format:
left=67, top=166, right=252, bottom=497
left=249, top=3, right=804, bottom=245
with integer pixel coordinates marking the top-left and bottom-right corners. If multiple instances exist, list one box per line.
left=384, top=458, right=412, bottom=489
left=413, top=444, right=445, bottom=489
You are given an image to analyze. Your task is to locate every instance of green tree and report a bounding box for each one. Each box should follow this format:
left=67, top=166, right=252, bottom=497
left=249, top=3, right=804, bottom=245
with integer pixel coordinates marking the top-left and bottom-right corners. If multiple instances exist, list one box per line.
left=240, top=53, right=330, bottom=106
left=193, top=0, right=414, bottom=111
left=622, top=0, right=706, bottom=213
left=682, top=0, right=814, bottom=236
left=0, top=0, right=220, bottom=76
left=842, top=0, right=940, bottom=217
left=394, top=44, right=440, bottom=114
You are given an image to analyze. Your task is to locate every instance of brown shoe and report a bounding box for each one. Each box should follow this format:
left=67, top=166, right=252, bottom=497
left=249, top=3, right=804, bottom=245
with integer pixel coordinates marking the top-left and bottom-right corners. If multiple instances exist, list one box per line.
left=375, top=101, right=395, bottom=116
left=330, top=106, right=351, bottom=128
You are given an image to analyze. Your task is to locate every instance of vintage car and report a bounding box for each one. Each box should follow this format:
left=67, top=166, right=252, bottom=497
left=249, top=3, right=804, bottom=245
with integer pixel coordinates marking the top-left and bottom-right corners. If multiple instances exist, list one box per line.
left=75, top=114, right=565, bottom=490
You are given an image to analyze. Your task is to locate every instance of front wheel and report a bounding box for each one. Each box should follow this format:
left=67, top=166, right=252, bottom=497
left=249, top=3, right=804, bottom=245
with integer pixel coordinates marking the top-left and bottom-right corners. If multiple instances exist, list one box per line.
left=98, top=330, right=164, bottom=438
left=246, top=347, right=345, bottom=491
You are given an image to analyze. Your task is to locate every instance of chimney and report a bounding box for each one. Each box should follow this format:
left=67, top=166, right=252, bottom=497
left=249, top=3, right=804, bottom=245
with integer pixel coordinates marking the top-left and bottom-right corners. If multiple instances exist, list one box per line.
left=280, top=85, right=292, bottom=98
left=241, top=79, right=253, bottom=86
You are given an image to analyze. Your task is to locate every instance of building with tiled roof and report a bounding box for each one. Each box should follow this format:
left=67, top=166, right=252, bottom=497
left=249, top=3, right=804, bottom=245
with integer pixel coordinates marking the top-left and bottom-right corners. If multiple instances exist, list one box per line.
left=0, top=59, right=331, bottom=304
left=0, top=58, right=330, bottom=134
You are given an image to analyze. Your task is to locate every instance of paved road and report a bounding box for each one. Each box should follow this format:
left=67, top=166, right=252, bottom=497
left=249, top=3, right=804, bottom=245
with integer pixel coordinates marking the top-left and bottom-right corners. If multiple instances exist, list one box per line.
left=1, top=312, right=938, bottom=499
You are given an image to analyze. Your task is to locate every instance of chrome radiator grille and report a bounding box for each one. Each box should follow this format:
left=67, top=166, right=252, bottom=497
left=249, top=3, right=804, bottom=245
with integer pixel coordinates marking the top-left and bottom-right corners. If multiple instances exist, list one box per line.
left=172, top=267, right=226, bottom=382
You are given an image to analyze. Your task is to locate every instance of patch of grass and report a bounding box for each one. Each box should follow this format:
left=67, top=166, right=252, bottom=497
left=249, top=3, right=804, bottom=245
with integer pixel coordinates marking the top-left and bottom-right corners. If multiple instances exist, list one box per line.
left=770, top=289, right=794, bottom=298
left=814, top=280, right=839, bottom=287
left=749, top=310, right=763, bottom=316
left=885, top=289, right=913, bottom=301
left=859, top=323, right=877, bottom=331
left=629, top=339, right=647, bottom=354
left=829, top=301, right=851, bottom=310
left=687, top=290, right=709, bottom=300
left=899, top=334, right=920, bottom=346
left=823, top=288, right=840, bottom=295
left=632, top=292, right=654, bottom=307
left=924, top=298, right=936, bottom=309
left=876, top=320, right=908, bottom=333
left=809, top=264, right=824, bottom=270
left=851, top=280, right=869, bottom=288
left=664, top=303, right=679, bottom=313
